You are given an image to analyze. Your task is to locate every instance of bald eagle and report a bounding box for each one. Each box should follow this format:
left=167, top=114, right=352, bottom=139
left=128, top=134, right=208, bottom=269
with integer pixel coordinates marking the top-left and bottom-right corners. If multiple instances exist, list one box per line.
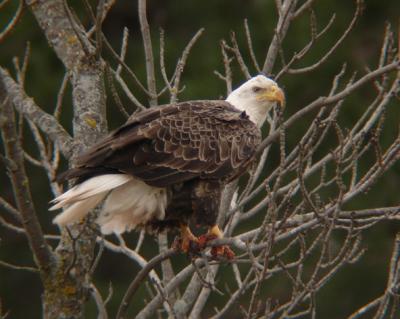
left=50, top=75, right=284, bottom=256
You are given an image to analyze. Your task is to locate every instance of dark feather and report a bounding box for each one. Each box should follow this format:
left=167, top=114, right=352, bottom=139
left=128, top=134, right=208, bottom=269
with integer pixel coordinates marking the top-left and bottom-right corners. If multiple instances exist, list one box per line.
left=61, top=100, right=261, bottom=189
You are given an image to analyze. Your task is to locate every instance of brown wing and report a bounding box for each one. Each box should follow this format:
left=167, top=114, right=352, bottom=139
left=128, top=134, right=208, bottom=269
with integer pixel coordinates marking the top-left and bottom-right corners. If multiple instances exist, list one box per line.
left=60, top=100, right=261, bottom=187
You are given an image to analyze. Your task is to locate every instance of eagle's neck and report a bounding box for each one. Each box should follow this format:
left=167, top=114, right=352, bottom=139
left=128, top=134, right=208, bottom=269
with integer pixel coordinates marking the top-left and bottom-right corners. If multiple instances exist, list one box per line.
left=225, top=94, right=270, bottom=128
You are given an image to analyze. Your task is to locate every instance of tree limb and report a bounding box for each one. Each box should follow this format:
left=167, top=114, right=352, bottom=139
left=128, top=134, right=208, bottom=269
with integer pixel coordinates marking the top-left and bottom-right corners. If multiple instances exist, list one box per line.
left=116, top=248, right=177, bottom=319
left=256, top=60, right=399, bottom=156
left=0, top=67, right=75, bottom=159
left=0, top=80, right=54, bottom=273
left=138, top=0, right=157, bottom=106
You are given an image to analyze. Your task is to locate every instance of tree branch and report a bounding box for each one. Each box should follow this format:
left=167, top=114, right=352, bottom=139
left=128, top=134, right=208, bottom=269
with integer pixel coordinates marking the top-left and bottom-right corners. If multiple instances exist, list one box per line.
left=256, top=60, right=399, bottom=156
left=0, top=80, right=54, bottom=273
left=262, top=0, right=297, bottom=74
left=25, top=0, right=91, bottom=70
left=138, top=0, right=157, bottom=106
left=116, top=248, right=177, bottom=319
left=0, top=67, right=75, bottom=158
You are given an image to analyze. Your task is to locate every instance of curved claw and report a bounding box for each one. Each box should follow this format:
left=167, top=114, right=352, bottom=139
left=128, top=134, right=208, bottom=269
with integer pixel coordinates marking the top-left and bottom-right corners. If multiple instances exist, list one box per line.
left=211, top=245, right=235, bottom=260
left=174, top=224, right=200, bottom=255
left=198, top=225, right=235, bottom=260
left=174, top=224, right=235, bottom=260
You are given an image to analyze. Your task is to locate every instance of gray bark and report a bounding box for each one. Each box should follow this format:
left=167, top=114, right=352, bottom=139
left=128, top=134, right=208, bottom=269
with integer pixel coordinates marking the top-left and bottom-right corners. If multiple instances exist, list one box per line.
left=24, top=1, right=108, bottom=318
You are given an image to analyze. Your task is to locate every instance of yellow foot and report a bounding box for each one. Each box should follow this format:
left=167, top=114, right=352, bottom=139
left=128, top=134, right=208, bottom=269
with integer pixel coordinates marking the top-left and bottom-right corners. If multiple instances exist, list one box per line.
left=174, top=224, right=200, bottom=254
left=210, top=245, right=235, bottom=260
left=198, top=225, right=235, bottom=260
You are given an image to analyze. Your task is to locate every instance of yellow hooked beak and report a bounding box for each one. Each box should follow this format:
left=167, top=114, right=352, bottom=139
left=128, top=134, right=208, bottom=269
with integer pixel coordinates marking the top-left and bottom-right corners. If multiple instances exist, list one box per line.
left=257, top=85, right=285, bottom=108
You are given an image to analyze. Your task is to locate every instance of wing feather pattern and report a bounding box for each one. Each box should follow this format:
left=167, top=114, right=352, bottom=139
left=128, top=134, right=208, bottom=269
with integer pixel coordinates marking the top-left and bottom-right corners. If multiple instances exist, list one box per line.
left=60, top=100, right=261, bottom=187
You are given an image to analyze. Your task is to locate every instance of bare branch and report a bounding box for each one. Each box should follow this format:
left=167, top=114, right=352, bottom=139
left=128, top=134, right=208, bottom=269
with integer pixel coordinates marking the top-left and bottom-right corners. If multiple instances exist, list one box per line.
left=138, top=0, right=157, bottom=106
left=54, top=73, right=69, bottom=120
left=244, top=19, right=261, bottom=73
left=116, top=249, right=177, bottom=319
left=0, top=196, right=21, bottom=222
left=0, top=0, right=24, bottom=43
left=26, top=0, right=90, bottom=69
left=215, top=40, right=233, bottom=95
left=263, top=0, right=297, bottom=74
left=102, top=33, right=150, bottom=98
left=374, top=233, right=400, bottom=318
left=103, top=237, right=162, bottom=284
left=288, top=0, right=362, bottom=74
left=0, top=82, right=54, bottom=273
left=293, top=0, right=316, bottom=19
left=226, top=31, right=251, bottom=79
left=170, top=28, right=204, bottom=103
left=116, top=27, right=129, bottom=76
left=105, top=65, right=130, bottom=118
left=95, top=0, right=106, bottom=60
left=89, top=284, right=109, bottom=319
left=257, top=61, right=399, bottom=156
left=0, top=67, right=75, bottom=158
left=0, top=260, right=38, bottom=273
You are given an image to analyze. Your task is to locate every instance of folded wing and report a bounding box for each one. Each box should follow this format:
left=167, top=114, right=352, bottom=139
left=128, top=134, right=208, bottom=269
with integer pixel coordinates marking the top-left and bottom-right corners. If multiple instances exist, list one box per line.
left=61, top=100, right=261, bottom=187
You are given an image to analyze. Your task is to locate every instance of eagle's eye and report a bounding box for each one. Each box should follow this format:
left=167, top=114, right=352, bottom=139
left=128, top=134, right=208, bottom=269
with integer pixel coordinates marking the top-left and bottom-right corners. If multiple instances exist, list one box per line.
left=252, top=86, right=262, bottom=93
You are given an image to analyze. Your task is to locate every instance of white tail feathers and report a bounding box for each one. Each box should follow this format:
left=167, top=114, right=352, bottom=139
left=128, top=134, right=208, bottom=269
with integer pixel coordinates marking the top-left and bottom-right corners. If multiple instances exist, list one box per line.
left=50, top=174, right=168, bottom=234
left=99, top=210, right=138, bottom=234
left=50, top=174, right=133, bottom=226
left=97, top=179, right=167, bottom=234
left=52, top=193, right=106, bottom=226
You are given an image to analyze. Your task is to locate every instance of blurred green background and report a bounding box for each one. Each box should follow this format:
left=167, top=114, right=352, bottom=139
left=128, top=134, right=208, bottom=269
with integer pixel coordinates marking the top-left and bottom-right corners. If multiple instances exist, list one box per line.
left=1, top=0, right=399, bottom=318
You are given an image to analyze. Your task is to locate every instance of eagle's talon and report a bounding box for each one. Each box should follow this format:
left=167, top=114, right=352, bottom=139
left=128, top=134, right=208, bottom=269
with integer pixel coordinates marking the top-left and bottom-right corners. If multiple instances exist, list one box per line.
left=180, top=237, right=200, bottom=254
left=176, top=224, right=235, bottom=259
left=211, top=245, right=235, bottom=260
left=198, top=231, right=235, bottom=260
left=198, top=233, right=217, bottom=249
left=176, top=224, right=201, bottom=255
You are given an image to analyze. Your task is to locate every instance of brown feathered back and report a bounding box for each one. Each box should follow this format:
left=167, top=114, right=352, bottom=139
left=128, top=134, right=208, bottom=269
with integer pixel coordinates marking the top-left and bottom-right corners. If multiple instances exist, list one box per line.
left=60, top=100, right=261, bottom=187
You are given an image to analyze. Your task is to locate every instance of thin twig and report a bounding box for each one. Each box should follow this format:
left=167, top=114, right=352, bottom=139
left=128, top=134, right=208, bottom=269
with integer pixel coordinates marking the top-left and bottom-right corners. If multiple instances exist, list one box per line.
left=0, top=0, right=24, bottom=43
left=138, top=0, right=157, bottom=106
left=0, top=260, right=38, bottom=273
left=0, top=84, right=54, bottom=273
left=116, top=249, right=177, bottom=319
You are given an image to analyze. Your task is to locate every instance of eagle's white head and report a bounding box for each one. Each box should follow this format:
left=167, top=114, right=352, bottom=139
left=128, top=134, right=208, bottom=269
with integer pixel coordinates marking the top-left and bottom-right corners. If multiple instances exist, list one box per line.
left=226, top=75, right=285, bottom=127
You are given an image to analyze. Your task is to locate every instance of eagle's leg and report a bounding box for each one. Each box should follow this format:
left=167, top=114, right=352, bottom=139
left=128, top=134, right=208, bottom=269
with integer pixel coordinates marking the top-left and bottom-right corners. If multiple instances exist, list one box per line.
left=177, top=223, right=200, bottom=253
left=198, top=225, right=235, bottom=260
